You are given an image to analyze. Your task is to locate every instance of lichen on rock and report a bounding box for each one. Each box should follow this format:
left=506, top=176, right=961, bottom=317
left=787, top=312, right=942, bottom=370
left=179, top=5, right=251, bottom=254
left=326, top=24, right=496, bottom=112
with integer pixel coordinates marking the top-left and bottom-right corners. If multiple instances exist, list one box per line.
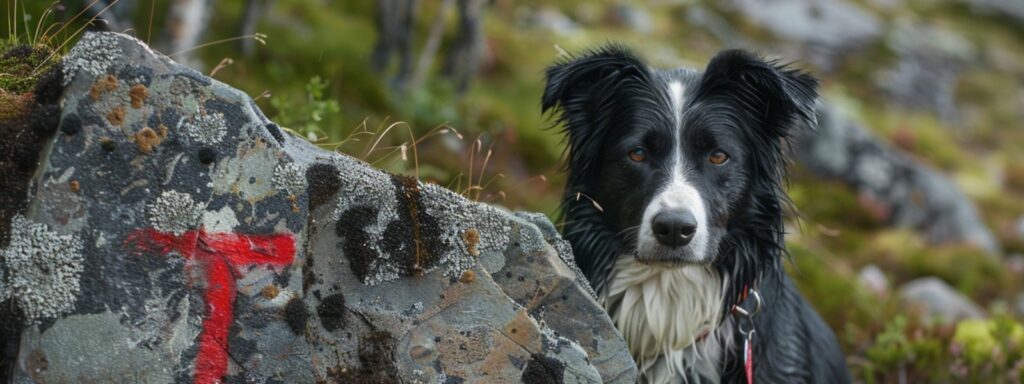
left=180, top=108, right=228, bottom=145
left=272, top=160, right=308, bottom=195
left=1, top=215, right=84, bottom=322
left=61, top=33, right=124, bottom=86
left=148, top=190, right=205, bottom=236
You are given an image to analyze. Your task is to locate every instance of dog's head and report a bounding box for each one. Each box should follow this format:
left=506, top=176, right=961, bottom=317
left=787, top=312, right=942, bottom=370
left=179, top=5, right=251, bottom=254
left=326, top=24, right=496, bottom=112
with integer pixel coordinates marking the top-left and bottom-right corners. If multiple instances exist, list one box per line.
left=544, top=46, right=817, bottom=280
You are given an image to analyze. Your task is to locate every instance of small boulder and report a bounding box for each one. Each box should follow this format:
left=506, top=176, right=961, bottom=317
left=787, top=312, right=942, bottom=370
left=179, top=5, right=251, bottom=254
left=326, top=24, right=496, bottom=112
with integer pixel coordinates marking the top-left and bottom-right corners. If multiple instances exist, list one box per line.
left=898, top=277, right=986, bottom=323
left=857, top=264, right=889, bottom=297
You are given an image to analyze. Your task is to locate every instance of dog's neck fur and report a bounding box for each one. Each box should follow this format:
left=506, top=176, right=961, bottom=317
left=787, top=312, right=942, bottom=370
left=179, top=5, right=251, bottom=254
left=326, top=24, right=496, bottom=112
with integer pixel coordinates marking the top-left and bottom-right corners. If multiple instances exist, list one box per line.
left=602, top=257, right=730, bottom=384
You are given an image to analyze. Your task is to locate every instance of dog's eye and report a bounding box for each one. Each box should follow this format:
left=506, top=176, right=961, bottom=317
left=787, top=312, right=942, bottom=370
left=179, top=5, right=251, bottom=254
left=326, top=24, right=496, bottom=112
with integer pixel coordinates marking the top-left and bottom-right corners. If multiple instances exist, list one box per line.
left=708, top=149, right=729, bottom=165
left=628, top=147, right=647, bottom=162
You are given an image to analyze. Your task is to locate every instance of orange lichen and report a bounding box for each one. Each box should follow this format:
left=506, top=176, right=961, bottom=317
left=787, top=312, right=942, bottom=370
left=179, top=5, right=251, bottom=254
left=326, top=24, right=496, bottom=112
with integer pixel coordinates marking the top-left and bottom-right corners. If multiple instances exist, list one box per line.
left=133, top=126, right=166, bottom=154
left=261, top=285, right=280, bottom=299
left=459, top=269, right=476, bottom=284
left=69, top=180, right=80, bottom=193
left=463, top=228, right=480, bottom=257
left=129, top=84, right=148, bottom=108
left=90, top=74, right=119, bottom=101
left=106, top=105, right=125, bottom=126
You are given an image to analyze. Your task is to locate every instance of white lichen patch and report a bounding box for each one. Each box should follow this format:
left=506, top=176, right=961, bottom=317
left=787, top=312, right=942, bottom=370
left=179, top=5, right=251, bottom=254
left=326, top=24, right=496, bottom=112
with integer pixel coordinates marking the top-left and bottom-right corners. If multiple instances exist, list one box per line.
left=62, top=32, right=124, bottom=86
left=1, top=215, right=84, bottom=322
left=0, top=260, right=6, bottom=302
left=272, top=161, right=307, bottom=195
left=331, top=155, right=398, bottom=221
left=180, top=109, right=227, bottom=145
left=420, top=184, right=511, bottom=278
left=149, top=190, right=206, bottom=235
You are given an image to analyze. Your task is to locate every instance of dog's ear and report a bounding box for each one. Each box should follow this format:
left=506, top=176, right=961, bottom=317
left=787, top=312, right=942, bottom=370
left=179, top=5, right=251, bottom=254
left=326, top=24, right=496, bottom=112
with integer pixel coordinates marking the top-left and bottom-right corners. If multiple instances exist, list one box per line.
left=542, top=45, right=649, bottom=115
left=699, top=49, right=819, bottom=139
left=542, top=45, right=653, bottom=178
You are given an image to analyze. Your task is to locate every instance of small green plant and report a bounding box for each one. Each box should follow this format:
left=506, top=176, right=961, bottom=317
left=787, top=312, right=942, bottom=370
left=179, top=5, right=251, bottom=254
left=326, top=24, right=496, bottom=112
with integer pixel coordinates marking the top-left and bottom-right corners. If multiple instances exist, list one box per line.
left=270, top=75, right=341, bottom=141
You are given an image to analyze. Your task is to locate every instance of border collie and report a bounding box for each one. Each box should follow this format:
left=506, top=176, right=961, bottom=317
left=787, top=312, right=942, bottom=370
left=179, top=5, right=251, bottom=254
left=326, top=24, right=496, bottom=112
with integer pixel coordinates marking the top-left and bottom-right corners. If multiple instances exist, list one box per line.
left=543, top=46, right=850, bottom=383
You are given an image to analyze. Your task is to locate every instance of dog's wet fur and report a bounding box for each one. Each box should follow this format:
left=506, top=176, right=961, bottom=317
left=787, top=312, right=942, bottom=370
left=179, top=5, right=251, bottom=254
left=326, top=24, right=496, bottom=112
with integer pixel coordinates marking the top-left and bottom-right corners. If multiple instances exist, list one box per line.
left=543, top=45, right=850, bottom=383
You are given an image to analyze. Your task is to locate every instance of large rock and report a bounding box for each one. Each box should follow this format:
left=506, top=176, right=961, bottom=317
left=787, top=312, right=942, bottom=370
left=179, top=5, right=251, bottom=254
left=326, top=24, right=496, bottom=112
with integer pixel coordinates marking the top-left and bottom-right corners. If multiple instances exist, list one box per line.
left=0, top=32, right=636, bottom=383
left=794, top=103, right=1000, bottom=254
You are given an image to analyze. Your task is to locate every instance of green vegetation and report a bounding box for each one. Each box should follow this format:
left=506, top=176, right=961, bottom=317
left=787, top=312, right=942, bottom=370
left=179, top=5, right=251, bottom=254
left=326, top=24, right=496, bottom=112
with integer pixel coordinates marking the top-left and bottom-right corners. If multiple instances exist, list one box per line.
left=4, top=0, right=1024, bottom=381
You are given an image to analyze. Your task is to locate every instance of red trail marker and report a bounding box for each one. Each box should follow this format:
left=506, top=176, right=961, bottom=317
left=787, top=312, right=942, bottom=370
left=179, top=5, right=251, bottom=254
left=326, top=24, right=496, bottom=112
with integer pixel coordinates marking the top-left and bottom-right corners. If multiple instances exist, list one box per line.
left=126, top=227, right=296, bottom=384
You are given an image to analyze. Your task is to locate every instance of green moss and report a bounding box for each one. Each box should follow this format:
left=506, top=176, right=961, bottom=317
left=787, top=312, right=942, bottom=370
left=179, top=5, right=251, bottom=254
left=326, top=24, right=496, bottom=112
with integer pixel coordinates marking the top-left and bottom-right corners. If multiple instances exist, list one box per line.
left=0, top=43, right=57, bottom=95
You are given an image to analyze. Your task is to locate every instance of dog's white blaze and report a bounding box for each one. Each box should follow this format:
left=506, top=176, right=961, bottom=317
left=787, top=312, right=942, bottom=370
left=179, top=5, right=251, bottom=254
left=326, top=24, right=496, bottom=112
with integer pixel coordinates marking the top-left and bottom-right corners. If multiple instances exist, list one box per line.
left=604, top=258, right=727, bottom=383
left=637, top=81, right=711, bottom=262
left=668, top=81, right=684, bottom=128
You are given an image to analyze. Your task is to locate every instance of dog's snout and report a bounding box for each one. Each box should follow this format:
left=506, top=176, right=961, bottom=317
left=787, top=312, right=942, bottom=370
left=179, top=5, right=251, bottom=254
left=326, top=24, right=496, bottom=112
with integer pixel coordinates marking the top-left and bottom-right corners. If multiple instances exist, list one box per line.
left=651, top=209, right=697, bottom=247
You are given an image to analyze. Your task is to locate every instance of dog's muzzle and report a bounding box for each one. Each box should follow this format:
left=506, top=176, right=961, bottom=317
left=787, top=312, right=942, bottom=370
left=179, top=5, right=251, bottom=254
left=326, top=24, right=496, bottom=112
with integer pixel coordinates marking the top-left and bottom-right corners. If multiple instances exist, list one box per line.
left=651, top=208, right=697, bottom=248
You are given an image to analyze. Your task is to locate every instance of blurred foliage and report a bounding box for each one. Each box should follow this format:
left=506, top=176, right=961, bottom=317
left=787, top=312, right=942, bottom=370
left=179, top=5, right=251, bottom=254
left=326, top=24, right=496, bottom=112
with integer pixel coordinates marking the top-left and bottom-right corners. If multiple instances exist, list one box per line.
left=270, top=76, right=340, bottom=141
left=4, top=0, right=1024, bottom=381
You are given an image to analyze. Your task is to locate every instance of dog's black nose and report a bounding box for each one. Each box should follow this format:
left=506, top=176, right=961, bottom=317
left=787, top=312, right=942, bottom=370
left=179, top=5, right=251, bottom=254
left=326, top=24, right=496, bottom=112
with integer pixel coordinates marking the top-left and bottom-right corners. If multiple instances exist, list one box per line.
left=652, top=209, right=697, bottom=247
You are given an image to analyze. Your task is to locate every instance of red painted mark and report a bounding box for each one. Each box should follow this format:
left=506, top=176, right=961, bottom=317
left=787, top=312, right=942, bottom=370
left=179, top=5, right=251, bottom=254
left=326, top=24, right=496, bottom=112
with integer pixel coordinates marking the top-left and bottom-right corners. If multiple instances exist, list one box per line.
left=126, top=227, right=295, bottom=384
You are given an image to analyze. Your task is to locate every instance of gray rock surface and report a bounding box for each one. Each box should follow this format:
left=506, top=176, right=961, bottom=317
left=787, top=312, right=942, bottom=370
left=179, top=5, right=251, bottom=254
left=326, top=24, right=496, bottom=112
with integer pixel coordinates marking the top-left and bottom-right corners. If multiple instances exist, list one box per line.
left=898, top=277, right=986, bottom=323
left=521, top=7, right=580, bottom=36
left=728, top=0, right=881, bottom=47
left=1, top=32, right=636, bottom=383
left=965, top=0, right=1024, bottom=24
left=794, top=103, right=1000, bottom=254
left=877, top=21, right=976, bottom=121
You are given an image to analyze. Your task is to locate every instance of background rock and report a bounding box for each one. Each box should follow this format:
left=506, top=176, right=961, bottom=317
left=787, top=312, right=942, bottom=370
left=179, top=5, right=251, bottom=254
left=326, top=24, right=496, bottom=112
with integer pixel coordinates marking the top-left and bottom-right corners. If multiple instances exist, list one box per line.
left=793, top=103, right=1000, bottom=254
left=723, top=0, right=882, bottom=68
left=857, top=264, right=890, bottom=297
left=1, top=32, right=636, bottom=383
left=899, top=277, right=987, bottom=323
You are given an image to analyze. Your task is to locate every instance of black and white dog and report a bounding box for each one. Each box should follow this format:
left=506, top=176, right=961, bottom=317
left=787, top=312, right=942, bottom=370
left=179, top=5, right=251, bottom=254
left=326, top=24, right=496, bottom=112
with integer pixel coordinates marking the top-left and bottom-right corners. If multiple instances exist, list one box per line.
left=543, top=46, right=850, bottom=383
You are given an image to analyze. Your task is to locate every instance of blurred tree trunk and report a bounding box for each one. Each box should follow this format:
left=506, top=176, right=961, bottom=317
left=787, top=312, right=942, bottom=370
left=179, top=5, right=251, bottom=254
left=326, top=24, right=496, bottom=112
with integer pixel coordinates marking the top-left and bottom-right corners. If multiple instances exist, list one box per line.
left=371, top=0, right=419, bottom=90
left=442, top=0, right=487, bottom=93
left=239, top=0, right=275, bottom=57
left=408, top=0, right=456, bottom=91
left=162, top=0, right=215, bottom=69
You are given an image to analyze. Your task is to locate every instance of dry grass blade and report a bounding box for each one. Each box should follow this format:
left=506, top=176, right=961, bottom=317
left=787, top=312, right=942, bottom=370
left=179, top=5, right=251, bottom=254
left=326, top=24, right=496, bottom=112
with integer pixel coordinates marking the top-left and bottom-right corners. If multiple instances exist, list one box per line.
left=170, top=33, right=267, bottom=57
left=209, top=57, right=234, bottom=77
left=32, top=0, right=120, bottom=76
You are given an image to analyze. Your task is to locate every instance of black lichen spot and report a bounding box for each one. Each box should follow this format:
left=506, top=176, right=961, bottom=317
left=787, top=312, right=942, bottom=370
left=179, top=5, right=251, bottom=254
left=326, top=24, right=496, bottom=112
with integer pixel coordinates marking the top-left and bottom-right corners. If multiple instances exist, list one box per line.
left=384, top=174, right=450, bottom=276
left=317, top=293, right=347, bottom=332
left=266, top=123, right=285, bottom=144
left=521, top=353, right=565, bottom=384
left=0, top=299, right=25, bottom=378
left=33, top=63, right=64, bottom=104
left=352, top=331, right=399, bottom=382
left=284, top=298, right=310, bottom=335
left=198, top=147, right=217, bottom=164
left=329, top=331, right=398, bottom=383
left=337, top=205, right=379, bottom=282
left=60, top=113, right=81, bottom=136
left=445, top=376, right=465, bottom=384
left=100, top=137, right=117, bottom=152
left=307, top=163, right=341, bottom=210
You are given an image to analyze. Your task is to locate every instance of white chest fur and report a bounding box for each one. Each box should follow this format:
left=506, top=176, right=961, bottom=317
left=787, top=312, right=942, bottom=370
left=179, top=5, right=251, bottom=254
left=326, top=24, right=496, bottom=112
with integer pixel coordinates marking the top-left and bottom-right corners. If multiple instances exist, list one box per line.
left=602, top=258, right=728, bottom=384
